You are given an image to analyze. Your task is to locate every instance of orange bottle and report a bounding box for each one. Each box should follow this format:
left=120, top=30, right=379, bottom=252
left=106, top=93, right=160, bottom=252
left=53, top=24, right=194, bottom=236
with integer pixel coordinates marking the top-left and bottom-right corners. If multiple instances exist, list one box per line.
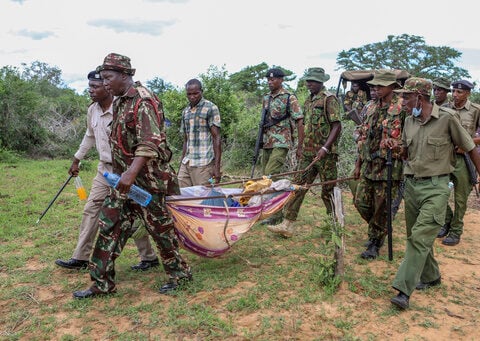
left=74, top=176, right=87, bottom=200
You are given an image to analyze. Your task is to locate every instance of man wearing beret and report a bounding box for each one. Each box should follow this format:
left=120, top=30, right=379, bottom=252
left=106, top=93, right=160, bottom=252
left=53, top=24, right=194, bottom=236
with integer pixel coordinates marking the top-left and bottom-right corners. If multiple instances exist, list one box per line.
left=390, top=78, right=480, bottom=310
left=354, top=70, right=406, bottom=259
left=437, top=79, right=480, bottom=246
left=432, top=77, right=451, bottom=107
left=268, top=67, right=341, bottom=237
left=55, top=70, right=159, bottom=272
left=259, top=67, right=304, bottom=226
left=73, top=53, right=192, bottom=299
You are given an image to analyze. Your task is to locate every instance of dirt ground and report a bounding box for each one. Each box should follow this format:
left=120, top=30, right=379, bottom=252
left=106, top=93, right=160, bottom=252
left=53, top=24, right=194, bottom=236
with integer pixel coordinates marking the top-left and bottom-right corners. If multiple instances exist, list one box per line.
left=2, top=191, right=479, bottom=340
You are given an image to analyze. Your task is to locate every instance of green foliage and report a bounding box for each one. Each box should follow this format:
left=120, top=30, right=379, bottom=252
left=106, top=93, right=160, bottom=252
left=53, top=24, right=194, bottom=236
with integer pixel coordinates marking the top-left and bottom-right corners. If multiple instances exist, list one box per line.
left=146, top=76, right=175, bottom=95
left=336, top=34, right=470, bottom=80
left=0, top=63, right=88, bottom=157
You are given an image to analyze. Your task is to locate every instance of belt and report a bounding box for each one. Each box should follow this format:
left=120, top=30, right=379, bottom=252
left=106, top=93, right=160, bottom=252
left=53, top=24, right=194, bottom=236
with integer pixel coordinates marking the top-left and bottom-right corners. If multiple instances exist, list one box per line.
left=405, top=174, right=448, bottom=181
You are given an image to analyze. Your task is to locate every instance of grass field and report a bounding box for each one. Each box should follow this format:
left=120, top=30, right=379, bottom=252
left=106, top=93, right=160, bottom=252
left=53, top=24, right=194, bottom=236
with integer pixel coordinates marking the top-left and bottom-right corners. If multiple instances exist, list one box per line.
left=1, top=159, right=479, bottom=340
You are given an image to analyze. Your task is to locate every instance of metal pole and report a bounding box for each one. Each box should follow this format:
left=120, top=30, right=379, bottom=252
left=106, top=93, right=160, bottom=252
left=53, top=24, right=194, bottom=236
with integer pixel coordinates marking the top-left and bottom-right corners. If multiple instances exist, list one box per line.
left=36, top=174, right=74, bottom=224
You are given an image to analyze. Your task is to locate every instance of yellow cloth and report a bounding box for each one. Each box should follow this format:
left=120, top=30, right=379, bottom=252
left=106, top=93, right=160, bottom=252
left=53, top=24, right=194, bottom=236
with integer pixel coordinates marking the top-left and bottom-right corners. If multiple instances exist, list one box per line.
left=239, top=177, right=272, bottom=206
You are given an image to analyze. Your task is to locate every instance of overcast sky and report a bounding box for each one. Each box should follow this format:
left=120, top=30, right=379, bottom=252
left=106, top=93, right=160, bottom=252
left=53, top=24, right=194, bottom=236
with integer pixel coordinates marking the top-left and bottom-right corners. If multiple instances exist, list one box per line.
left=1, top=0, right=479, bottom=94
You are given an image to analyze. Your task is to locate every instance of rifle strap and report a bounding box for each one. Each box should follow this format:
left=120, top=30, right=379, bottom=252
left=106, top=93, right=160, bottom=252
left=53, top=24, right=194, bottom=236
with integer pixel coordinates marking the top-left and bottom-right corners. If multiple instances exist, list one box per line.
left=263, top=93, right=290, bottom=128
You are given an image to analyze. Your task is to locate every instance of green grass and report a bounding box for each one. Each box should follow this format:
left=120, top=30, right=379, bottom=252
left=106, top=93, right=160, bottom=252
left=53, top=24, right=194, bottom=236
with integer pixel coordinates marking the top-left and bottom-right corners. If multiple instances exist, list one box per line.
left=1, top=158, right=479, bottom=340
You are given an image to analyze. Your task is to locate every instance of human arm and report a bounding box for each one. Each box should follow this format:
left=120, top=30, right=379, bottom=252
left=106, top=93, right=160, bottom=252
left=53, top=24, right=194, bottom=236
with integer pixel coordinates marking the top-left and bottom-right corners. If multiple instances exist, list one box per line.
left=296, top=118, right=304, bottom=160
left=316, top=121, right=342, bottom=159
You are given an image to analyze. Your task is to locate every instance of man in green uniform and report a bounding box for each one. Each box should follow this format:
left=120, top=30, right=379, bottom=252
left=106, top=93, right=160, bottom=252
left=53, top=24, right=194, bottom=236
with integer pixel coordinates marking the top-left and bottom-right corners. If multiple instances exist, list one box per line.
left=432, top=77, right=451, bottom=107
left=390, top=77, right=480, bottom=310
left=73, top=53, right=191, bottom=299
left=344, top=81, right=368, bottom=112
left=354, top=70, right=405, bottom=259
left=267, top=67, right=341, bottom=237
left=260, top=68, right=304, bottom=225
left=437, top=80, right=480, bottom=246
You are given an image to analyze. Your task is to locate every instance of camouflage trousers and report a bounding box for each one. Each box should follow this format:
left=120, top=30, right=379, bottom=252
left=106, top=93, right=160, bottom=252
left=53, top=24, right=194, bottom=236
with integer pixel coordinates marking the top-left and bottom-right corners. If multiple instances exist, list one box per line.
left=89, top=192, right=191, bottom=293
left=284, top=153, right=338, bottom=221
left=354, top=177, right=400, bottom=241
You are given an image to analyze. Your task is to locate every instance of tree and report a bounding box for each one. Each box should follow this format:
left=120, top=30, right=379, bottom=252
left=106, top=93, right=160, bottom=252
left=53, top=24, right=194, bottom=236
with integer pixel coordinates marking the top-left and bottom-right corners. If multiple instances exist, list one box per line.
left=336, top=34, right=470, bottom=80
left=146, top=76, right=175, bottom=95
left=229, top=63, right=297, bottom=99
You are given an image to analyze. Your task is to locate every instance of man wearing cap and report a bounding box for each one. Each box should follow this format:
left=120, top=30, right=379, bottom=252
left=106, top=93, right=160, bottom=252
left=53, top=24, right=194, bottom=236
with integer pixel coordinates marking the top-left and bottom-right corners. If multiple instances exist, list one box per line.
left=354, top=70, right=406, bottom=259
left=73, top=53, right=191, bottom=299
left=432, top=77, right=451, bottom=107
left=267, top=67, right=341, bottom=237
left=178, top=78, right=222, bottom=187
left=438, top=79, right=480, bottom=246
left=55, top=70, right=159, bottom=272
left=259, top=67, right=304, bottom=226
left=389, top=77, right=480, bottom=310
left=343, top=81, right=367, bottom=112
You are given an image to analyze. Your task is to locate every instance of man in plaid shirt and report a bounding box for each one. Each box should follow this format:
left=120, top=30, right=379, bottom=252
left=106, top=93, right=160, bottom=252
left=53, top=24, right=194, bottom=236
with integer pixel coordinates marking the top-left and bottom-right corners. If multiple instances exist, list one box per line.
left=179, top=78, right=222, bottom=186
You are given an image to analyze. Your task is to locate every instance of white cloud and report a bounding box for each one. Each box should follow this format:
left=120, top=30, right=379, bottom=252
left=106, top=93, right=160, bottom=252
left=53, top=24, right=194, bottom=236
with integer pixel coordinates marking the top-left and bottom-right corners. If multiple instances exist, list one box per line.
left=1, top=0, right=479, bottom=94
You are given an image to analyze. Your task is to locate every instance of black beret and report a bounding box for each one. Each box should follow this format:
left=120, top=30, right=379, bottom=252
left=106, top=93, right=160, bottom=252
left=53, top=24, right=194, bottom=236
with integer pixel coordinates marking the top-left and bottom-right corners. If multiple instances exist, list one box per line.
left=265, top=68, right=285, bottom=78
left=87, top=70, right=102, bottom=81
left=451, top=80, right=473, bottom=91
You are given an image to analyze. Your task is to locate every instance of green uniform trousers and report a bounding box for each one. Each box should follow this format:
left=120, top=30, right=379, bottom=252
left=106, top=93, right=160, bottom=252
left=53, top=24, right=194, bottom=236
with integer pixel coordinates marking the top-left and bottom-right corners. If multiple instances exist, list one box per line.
left=261, top=147, right=288, bottom=176
left=392, top=175, right=449, bottom=296
left=284, top=153, right=337, bottom=220
left=354, top=177, right=400, bottom=241
left=445, top=154, right=473, bottom=237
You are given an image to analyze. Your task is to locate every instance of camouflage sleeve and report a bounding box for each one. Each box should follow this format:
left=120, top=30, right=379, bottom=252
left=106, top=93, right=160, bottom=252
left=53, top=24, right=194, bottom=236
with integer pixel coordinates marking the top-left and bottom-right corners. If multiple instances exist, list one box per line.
left=289, top=95, right=303, bottom=120
left=135, top=99, right=170, bottom=161
left=326, top=96, right=341, bottom=122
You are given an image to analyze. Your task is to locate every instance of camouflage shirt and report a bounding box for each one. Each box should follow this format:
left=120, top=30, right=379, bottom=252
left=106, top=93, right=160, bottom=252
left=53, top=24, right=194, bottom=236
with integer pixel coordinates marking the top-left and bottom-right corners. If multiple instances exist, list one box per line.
left=344, top=89, right=367, bottom=111
left=262, top=88, right=303, bottom=149
left=110, top=82, right=174, bottom=194
left=303, top=88, right=341, bottom=155
left=357, top=93, right=406, bottom=181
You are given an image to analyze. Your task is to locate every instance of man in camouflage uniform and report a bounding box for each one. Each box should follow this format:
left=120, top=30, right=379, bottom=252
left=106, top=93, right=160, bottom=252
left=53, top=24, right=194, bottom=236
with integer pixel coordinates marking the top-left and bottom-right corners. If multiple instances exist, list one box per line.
left=344, top=81, right=368, bottom=112
left=432, top=77, right=451, bottom=107
left=260, top=67, right=304, bottom=225
left=437, top=80, right=480, bottom=246
left=268, top=67, right=341, bottom=237
left=73, top=53, right=191, bottom=299
left=354, top=70, right=406, bottom=259
left=390, top=77, right=480, bottom=310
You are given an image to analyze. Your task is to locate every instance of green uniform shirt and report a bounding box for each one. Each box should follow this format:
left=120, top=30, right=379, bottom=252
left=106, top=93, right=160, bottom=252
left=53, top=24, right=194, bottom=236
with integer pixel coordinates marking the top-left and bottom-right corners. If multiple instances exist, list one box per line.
left=302, top=89, right=341, bottom=155
left=402, top=104, right=476, bottom=178
left=449, top=100, right=480, bottom=137
left=262, top=88, right=303, bottom=149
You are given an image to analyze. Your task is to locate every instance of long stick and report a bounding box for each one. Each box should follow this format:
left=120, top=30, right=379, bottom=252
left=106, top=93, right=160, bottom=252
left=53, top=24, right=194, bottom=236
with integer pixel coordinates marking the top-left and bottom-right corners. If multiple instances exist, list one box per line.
left=167, top=176, right=354, bottom=203
left=386, top=149, right=393, bottom=261
left=212, top=157, right=320, bottom=187
left=36, top=174, right=73, bottom=224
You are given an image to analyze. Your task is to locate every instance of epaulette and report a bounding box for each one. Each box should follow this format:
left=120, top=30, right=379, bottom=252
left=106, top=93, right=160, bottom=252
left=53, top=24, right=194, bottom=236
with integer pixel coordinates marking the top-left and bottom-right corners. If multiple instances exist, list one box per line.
left=470, top=102, right=480, bottom=111
left=136, top=85, right=153, bottom=99
left=439, top=106, right=457, bottom=116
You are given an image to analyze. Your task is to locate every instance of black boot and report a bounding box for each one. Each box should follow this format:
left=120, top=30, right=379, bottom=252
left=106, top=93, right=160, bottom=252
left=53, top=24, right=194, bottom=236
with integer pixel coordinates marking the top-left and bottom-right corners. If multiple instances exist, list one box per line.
left=361, top=239, right=381, bottom=259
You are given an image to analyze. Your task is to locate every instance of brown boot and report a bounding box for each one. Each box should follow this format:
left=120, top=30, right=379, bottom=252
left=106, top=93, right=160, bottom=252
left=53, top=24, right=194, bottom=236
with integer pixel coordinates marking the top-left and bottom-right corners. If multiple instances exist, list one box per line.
left=267, top=219, right=295, bottom=238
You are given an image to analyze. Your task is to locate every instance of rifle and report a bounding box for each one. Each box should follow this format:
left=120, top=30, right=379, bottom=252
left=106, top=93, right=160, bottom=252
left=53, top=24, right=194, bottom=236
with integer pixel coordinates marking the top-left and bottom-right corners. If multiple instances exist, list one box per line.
left=386, top=149, right=393, bottom=261
left=250, top=97, right=271, bottom=178
left=36, top=174, right=74, bottom=224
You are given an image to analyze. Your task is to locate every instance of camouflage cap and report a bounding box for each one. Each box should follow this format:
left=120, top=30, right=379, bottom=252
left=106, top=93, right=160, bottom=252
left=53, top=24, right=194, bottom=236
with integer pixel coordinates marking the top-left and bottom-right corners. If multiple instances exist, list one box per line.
left=303, top=67, right=330, bottom=83
left=265, top=68, right=285, bottom=78
left=451, top=79, right=473, bottom=91
left=394, top=77, right=432, bottom=96
left=367, top=70, right=400, bottom=87
left=96, top=53, right=136, bottom=76
left=432, top=77, right=451, bottom=92
left=87, top=70, right=102, bottom=81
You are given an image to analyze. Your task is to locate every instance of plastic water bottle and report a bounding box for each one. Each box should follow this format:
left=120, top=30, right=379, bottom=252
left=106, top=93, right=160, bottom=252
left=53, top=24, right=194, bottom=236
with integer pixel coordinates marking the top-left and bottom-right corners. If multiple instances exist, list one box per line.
left=448, top=181, right=454, bottom=190
left=103, top=172, right=152, bottom=207
left=74, top=176, right=88, bottom=200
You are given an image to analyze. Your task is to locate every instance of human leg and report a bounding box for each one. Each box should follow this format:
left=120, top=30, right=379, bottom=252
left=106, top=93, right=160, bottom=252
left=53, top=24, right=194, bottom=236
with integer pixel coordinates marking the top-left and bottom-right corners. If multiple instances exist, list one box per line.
left=177, top=162, right=193, bottom=188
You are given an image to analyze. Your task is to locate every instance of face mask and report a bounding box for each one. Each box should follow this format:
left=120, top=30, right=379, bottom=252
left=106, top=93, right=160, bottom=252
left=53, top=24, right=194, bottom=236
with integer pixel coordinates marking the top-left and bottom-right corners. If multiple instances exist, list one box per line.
left=412, top=97, right=422, bottom=117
